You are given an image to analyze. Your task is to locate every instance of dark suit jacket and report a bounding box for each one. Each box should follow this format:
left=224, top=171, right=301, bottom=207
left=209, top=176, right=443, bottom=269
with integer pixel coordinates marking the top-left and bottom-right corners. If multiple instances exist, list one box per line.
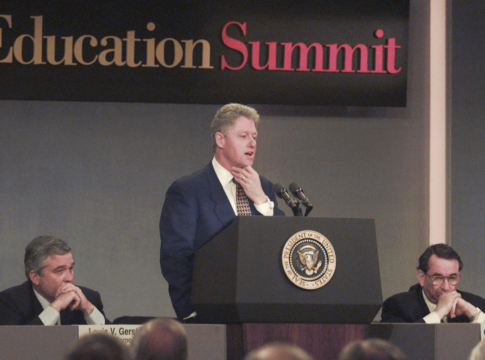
left=159, top=162, right=285, bottom=320
left=0, top=281, right=108, bottom=325
left=381, top=283, right=485, bottom=323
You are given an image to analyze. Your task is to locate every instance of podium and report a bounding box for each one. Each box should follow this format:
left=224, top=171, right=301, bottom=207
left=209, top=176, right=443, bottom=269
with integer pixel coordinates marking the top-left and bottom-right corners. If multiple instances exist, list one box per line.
left=192, top=217, right=382, bottom=324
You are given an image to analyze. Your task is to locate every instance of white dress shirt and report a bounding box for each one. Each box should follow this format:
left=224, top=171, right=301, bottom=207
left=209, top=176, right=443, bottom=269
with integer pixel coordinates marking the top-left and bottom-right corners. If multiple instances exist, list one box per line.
left=422, top=290, right=485, bottom=324
left=212, top=157, right=274, bottom=216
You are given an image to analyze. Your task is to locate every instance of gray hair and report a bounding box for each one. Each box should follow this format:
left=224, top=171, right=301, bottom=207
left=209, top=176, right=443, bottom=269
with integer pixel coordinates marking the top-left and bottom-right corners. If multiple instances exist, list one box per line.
left=24, top=236, right=72, bottom=279
left=65, top=333, right=132, bottom=360
left=338, top=339, right=408, bottom=360
left=132, top=318, right=188, bottom=360
left=210, top=103, right=260, bottom=152
left=244, top=343, right=315, bottom=360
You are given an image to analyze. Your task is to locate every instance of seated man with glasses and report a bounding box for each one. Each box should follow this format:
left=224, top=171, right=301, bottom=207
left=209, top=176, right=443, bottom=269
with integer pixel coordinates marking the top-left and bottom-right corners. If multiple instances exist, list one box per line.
left=381, top=244, right=485, bottom=323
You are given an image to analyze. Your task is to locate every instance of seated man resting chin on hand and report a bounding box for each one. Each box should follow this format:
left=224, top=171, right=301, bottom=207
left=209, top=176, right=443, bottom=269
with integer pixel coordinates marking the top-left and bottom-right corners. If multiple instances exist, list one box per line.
left=0, top=235, right=108, bottom=325
left=381, top=243, right=485, bottom=323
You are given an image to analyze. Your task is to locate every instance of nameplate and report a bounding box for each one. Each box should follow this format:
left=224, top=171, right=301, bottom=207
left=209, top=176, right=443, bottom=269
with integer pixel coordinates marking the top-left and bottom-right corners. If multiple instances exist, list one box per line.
left=78, top=325, right=142, bottom=344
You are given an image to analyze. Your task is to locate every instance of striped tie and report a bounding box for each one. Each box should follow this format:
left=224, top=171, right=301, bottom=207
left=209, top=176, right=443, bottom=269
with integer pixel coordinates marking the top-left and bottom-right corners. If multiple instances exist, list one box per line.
left=233, top=179, right=252, bottom=216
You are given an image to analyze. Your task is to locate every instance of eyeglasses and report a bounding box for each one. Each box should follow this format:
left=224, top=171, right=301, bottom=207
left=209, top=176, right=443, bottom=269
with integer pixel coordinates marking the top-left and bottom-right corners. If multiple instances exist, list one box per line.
left=425, top=273, right=461, bottom=286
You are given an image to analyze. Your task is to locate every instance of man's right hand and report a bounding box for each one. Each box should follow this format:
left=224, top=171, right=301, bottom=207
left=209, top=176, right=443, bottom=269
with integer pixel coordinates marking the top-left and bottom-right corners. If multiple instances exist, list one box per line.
left=434, top=291, right=462, bottom=320
left=451, top=297, right=477, bottom=319
left=50, top=290, right=81, bottom=313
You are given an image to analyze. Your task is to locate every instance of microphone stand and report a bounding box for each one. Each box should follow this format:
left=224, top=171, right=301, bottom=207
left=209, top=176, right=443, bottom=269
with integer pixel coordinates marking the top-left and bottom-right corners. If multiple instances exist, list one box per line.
left=304, top=205, right=313, bottom=217
left=272, top=183, right=303, bottom=216
left=289, top=183, right=313, bottom=217
left=291, top=201, right=303, bottom=217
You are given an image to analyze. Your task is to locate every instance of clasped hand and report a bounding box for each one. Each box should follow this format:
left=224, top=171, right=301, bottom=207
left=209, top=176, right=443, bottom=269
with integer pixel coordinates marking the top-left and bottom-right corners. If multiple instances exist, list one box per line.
left=51, top=283, right=94, bottom=315
left=435, top=291, right=475, bottom=320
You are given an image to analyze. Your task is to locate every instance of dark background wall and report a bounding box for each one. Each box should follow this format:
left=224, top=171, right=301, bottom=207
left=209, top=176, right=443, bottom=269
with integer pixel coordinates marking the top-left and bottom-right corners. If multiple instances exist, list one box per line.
left=0, top=1, right=431, bottom=321
left=451, top=1, right=485, bottom=296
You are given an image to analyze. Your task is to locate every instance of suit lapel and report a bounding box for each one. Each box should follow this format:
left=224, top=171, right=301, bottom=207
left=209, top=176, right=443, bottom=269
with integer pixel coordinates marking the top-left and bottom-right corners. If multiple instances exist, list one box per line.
left=204, top=163, right=236, bottom=225
left=26, top=283, right=44, bottom=322
left=416, top=287, right=431, bottom=317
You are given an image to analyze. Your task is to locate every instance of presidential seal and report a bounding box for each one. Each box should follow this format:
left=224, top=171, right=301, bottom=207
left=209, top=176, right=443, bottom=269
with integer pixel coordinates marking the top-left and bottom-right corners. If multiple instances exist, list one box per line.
left=281, top=230, right=336, bottom=290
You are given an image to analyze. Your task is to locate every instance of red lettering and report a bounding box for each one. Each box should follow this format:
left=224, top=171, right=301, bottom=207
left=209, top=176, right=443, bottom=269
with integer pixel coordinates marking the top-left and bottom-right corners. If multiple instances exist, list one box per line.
left=325, top=44, right=369, bottom=73
left=323, top=44, right=339, bottom=73
left=249, top=41, right=270, bottom=70
left=372, top=30, right=386, bottom=73
left=221, top=21, right=247, bottom=71
left=282, top=42, right=324, bottom=72
left=386, top=38, right=401, bottom=74
left=371, top=45, right=385, bottom=73
left=249, top=41, right=284, bottom=70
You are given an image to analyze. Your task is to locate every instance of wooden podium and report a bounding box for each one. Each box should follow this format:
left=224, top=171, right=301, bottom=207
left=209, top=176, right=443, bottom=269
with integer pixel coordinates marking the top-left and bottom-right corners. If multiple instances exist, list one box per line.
left=191, top=217, right=382, bottom=358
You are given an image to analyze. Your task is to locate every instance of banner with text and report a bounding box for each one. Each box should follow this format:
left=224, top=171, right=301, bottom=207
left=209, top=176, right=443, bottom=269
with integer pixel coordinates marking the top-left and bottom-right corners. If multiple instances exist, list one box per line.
left=0, top=1, right=409, bottom=106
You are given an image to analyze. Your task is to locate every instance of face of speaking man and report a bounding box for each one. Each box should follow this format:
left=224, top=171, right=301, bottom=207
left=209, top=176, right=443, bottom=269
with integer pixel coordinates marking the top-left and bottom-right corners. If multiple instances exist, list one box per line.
left=215, top=116, right=258, bottom=170
left=417, top=254, right=461, bottom=304
left=29, top=252, right=75, bottom=303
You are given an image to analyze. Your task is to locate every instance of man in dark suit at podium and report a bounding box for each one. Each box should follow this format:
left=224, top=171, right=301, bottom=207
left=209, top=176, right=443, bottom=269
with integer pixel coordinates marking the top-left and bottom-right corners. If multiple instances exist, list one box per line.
left=159, top=103, right=285, bottom=322
left=0, top=236, right=108, bottom=325
left=381, top=244, right=485, bottom=323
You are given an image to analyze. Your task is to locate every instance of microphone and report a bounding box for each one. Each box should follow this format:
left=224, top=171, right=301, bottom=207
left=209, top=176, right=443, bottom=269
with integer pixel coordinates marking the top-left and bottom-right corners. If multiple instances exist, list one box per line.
left=289, top=183, right=313, bottom=209
left=273, top=183, right=299, bottom=210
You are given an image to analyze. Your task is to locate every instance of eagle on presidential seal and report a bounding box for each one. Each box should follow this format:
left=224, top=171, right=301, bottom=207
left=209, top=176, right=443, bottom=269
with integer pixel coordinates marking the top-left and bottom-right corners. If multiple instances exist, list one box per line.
left=296, top=244, right=323, bottom=276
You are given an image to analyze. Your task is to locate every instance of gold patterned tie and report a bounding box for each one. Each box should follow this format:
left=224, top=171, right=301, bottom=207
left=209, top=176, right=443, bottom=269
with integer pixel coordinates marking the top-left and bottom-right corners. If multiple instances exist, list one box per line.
left=233, top=179, right=252, bottom=216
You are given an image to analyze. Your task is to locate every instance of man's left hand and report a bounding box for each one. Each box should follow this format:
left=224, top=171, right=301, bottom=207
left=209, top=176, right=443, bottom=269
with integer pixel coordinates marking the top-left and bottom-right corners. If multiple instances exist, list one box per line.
left=232, top=166, right=267, bottom=205
left=55, top=283, right=95, bottom=315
